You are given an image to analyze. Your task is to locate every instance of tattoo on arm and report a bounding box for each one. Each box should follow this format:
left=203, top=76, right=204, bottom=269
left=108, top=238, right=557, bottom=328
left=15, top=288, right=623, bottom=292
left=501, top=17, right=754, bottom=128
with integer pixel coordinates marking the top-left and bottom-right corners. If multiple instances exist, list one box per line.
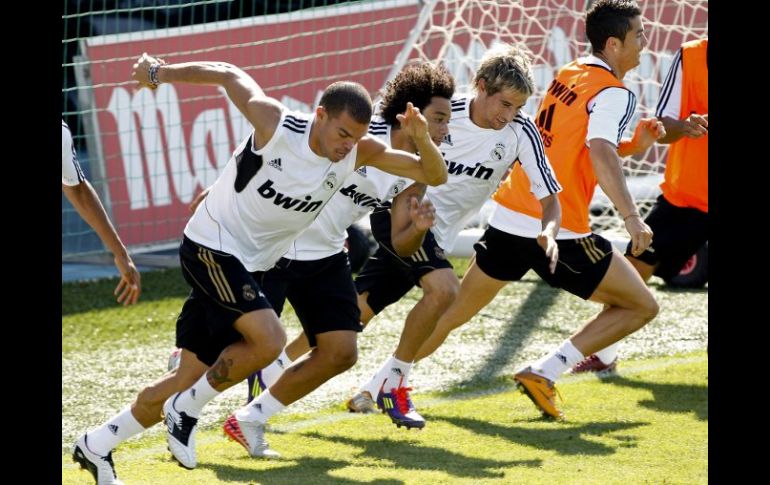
left=207, top=357, right=235, bottom=386
left=290, top=361, right=306, bottom=373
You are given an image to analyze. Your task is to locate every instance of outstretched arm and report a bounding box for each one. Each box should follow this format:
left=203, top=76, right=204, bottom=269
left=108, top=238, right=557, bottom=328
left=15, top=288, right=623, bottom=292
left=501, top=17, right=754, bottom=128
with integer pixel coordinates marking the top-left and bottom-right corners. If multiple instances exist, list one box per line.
left=132, top=53, right=282, bottom=149
left=356, top=103, right=447, bottom=186
left=62, top=181, right=141, bottom=305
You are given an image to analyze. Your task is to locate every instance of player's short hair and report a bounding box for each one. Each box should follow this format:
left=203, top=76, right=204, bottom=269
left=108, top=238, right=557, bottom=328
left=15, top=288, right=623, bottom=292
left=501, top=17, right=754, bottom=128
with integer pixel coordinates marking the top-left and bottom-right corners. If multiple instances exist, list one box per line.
left=319, top=81, right=373, bottom=124
left=586, top=0, right=642, bottom=53
left=473, top=43, right=535, bottom=97
left=379, top=63, right=455, bottom=127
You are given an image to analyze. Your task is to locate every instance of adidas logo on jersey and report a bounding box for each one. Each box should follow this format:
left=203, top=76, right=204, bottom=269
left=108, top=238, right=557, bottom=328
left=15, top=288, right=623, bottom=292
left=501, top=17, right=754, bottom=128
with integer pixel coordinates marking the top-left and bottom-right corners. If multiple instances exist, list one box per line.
left=356, top=166, right=367, bottom=177
left=257, top=180, right=324, bottom=213
left=442, top=133, right=453, bottom=146
left=268, top=158, right=282, bottom=171
left=338, top=183, right=382, bottom=209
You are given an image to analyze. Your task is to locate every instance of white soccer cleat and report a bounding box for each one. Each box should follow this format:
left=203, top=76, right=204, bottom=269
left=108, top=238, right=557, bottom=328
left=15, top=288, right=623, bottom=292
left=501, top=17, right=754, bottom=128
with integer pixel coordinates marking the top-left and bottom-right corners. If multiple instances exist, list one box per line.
left=223, top=414, right=281, bottom=458
left=72, top=433, right=124, bottom=485
left=163, top=393, right=199, bottom=469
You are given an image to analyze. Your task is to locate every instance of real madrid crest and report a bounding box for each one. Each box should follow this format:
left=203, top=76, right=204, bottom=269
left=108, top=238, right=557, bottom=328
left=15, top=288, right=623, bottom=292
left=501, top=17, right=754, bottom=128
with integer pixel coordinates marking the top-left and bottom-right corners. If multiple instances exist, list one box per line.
left=323, top=172, right=338, bottom=190
left=390, top=179, right=407, bottom=196
left=490, top=143, right=505, bottom=161
left=242, top=284, right=257, bottom=301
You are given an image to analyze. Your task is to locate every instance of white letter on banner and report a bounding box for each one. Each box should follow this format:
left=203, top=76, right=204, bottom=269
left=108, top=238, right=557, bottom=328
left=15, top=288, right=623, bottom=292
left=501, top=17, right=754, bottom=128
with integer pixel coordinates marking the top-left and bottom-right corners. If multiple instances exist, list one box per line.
left=131, top=88, right=171, bottom=206
left=154, top=84, right=197, bottom=203
left=190, top=109, right=231, bottom=190
left=107, top=87, right=149, bottom=210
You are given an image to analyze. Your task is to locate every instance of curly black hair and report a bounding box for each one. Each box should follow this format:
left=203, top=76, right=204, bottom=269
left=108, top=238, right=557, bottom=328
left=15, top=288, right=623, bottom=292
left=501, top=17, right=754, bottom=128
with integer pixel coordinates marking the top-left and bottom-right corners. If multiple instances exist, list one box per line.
left=379, top=63, right=455, bottom=127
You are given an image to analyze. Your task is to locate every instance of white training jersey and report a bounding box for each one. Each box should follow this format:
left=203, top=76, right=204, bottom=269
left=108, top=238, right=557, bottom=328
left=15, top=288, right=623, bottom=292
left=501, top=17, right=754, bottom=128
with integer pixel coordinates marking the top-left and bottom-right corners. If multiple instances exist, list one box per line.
left=184, top=110, right=358, bottom=272
left=427, top=94, right=561, bottom=251
left=62, top=121, right=85, bottom=186
left=284, top=116, right=413, bottom=261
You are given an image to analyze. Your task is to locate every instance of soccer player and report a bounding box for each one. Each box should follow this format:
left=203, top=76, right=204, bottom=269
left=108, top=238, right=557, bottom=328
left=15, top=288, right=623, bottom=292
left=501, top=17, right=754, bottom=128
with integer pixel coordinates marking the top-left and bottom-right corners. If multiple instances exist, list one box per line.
left=71, top=53, right=446, bottom=485
left=572, top=37, right=708, bottom=374
left=62, top=120, right=141, bottom=306
left=342, top=43, right=563, bottom=429
left=219, top=63, right=453, bottom=457
left=413, top=0, right=665, bottom=420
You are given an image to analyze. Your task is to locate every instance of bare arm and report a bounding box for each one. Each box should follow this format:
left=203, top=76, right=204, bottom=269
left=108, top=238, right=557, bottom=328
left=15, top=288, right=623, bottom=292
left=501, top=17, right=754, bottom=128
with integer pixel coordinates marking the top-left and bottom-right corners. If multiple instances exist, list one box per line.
left=617, top=117, right=666, bottom=156
left=132, top=53, right=282, bottom=149
left=356, top=103, right=447, bottom=186
left=389, top=183, right=435, bottom=257
left=62, top=181, right=141, bottom=305
left=536, top=193, right=561, bottom=274
left=657, top=113, right=708, bottom=144
left=589, top=138, right=653, bottom=256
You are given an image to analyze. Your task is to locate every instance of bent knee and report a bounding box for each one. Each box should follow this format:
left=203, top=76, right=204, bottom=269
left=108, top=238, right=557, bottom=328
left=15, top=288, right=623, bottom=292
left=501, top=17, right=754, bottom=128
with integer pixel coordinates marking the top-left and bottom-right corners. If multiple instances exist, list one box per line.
left=423, top=278, right=459, bottom=307
left=631, top=291, right=659, bottom=324
left=326, top=345, right=358, bottom=371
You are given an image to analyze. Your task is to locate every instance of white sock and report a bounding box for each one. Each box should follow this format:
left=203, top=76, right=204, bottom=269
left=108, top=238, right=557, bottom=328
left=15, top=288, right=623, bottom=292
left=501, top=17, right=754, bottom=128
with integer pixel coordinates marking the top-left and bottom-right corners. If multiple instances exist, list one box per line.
left=173, top=374, right=220, bottom=418
left=234, top=390, right=286, bottom=424
left=531, top=339, right=585, bottom=382
left=86, top=406, right=145, bottom=456
left=359, top=356, right=396, bottom=397
left=382, top=357, right=413, bottom=392
left=594, top=342, right=620, bottom=364
left=261, top=349, right=292, bottom=389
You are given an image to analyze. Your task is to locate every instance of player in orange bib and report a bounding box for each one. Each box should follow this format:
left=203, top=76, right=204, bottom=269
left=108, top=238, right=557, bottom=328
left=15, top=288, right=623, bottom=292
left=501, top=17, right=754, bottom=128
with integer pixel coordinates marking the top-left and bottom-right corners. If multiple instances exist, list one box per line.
left=412, top=0, right=666, bottom=419
left=572, top=37, right=708, bottom=373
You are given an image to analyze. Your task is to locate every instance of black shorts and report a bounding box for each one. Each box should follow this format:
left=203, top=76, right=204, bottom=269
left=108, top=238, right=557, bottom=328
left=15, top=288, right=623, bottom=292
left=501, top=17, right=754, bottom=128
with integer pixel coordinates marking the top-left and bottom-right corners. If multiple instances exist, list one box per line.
left=627, top=194, right=709, bottom=280
left=475, top=225, right=614, bottom=300
left=261, top=251, right=362, bottom=348
left=355, top=207, right=453, bottom=315
left=176, top=236, right=272, bottom=366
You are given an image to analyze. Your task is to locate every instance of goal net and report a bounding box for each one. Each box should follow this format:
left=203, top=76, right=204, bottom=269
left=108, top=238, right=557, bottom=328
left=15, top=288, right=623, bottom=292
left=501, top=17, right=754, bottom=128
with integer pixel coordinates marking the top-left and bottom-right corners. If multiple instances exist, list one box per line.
left=62, top=0, right=707, bottom=258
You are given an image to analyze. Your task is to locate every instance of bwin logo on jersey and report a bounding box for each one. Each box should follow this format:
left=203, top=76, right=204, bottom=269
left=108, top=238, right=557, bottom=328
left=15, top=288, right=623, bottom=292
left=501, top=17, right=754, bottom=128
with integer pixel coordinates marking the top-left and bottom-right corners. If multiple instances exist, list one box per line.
left=268, top=158, right=282, bottom=171
left=257, top=180, right=324, bottom=212
left=339, top=184, right=382, bottom=208
left=490, top=143, right=505, bottom=161
left=389, top=179, right=406, bottom=197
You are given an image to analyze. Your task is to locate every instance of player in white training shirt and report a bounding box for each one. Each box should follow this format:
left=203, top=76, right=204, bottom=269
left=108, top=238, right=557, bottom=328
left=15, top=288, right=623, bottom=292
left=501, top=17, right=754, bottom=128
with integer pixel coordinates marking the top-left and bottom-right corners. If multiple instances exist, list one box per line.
left=415, top=0, right=665, bottom=420
left=346, top=44, right=562, bottom=429
left=62, top=120, right=141, bottom=306
left=216, top=63, right=453, bottom=456
left=72, top=53, right=447, bottom=484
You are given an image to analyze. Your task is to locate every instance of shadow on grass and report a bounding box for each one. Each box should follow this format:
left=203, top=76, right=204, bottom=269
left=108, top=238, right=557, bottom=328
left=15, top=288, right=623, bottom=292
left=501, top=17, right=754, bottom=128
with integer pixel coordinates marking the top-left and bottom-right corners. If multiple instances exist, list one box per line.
left=199, top=437, right=541, bottom=484
left=600, top=375, right=708, bottom=421
left=456, top=281, right=560, bottom=387
left=201, top=456, right=404, bottom=484
left=431, top=414, right=649, bottom=455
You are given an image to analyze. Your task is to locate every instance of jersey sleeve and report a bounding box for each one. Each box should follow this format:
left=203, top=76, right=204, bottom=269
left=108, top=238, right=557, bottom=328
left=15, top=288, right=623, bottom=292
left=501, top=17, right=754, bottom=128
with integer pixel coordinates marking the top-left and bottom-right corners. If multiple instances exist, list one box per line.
left=655, top=48, right=683, bottom=120
left=586, top=87, right=637, bottom=147
left=513, top=114, right=562, bottom=200
left=62, top=121, right=85, bottom=186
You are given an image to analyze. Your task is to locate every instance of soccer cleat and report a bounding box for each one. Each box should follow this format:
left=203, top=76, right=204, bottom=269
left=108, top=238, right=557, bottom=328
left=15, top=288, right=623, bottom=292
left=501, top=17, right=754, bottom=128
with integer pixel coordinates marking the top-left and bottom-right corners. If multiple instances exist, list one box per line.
left=513, top=367, right=564, bottom=420
left=163, top=393, right=199, bottom=469
left=346, top=390, right=376, bottom=413
left=377, top=386, right=425, bottom=429
left=223, top=414, right=281, bottom=458
left=72, top=434, right=124, bottom=485
left=569, top=354, right=618, bottom=376
left=246, top=370, right=266, bottom=403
